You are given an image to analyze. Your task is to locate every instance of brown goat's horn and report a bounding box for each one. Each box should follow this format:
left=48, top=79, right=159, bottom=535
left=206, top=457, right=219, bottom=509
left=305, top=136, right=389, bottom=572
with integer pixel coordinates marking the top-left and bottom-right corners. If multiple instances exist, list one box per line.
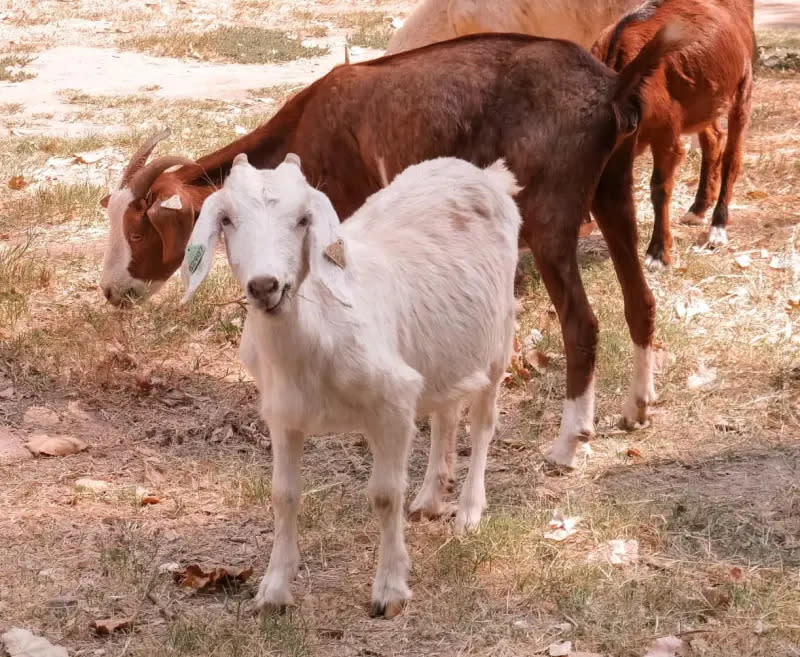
left=129, top=156, right=196, bottom=200
left=120, top=127, right=172, bottom=188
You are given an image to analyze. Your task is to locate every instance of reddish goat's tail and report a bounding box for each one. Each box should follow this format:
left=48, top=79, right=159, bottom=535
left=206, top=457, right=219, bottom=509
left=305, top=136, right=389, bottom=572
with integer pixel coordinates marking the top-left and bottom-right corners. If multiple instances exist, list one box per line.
left=612, top=22, right=686, bottom=136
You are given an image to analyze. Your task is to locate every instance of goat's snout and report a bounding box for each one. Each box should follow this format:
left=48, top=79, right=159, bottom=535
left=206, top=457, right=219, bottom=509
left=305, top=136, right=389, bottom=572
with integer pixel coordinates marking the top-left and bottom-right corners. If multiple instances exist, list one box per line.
left=247, top=275, right=287, bottom=313
left=102, top=285, right=139, bottom=308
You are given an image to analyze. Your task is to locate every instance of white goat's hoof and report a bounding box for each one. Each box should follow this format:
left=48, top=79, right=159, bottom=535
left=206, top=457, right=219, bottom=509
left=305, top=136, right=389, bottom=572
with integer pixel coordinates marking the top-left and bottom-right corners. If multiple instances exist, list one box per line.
left=370, top=580, right=411, bottom=619
left=644, top=254, right=666, bottom=271
left=621, top=397, right=652, bottom=430
left=680, top=211, right=705, bottom=226
left=254, top=577, right=295, bottom=614
left=545, top=435, right=585, bottom=470
left=454, top=502, right=485, bottom=535
left=408, top=497, right=455, bottom=522
left=707, top=226, right=728, bottom=248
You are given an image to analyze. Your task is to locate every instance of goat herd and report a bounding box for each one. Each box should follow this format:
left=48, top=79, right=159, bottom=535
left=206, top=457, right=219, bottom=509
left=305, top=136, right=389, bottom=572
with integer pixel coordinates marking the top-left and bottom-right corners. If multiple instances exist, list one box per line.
left=96, top=0, right=756, bottom=618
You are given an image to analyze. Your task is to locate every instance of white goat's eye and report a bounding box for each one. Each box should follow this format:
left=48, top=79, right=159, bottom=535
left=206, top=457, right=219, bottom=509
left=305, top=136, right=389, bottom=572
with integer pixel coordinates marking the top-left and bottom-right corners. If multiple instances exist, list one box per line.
left=220, top=216, right=232, bottom=227
left=297, top=213, right=310, bottom=228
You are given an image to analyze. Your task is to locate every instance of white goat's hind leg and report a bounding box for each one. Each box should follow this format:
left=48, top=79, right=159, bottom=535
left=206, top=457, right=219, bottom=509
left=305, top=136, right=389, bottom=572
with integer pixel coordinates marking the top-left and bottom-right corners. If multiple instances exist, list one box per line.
left=621, top=345, right=656, bottom=429
left=408, top=402, right=461, bottom=521
left=255, top=427, right=304, bottom=613
left=455, top=383, right=500, bottom=535
left=546, top=379, right=595, bottom=468
left=366, top=412, right=414, bottom=619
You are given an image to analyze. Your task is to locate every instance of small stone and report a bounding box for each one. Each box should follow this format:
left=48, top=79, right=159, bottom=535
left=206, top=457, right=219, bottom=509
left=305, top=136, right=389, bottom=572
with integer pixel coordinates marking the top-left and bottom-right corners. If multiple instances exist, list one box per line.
left=74, top=478, right=110, bottom=492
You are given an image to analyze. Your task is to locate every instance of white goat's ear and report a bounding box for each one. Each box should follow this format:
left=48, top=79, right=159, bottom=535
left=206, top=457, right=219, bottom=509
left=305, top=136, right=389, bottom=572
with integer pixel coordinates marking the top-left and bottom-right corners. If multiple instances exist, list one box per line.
left=284, top=153, right=302, bottom=169
left=308, top=191, right=352, bottom=307
left=180, top=192, right=224, bottom=304
left=233, top=153, right=249, bottom=167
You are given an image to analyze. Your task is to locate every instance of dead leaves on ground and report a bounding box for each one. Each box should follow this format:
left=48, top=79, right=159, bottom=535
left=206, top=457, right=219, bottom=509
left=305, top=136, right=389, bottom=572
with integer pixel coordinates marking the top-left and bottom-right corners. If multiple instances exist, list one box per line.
left=8, top=175, right=28, bottom=190
left=90, top=617, right=133, bottom=636
left=173, top=564, right=253, bottom=593
left=643, top=636, right=688, bottom=657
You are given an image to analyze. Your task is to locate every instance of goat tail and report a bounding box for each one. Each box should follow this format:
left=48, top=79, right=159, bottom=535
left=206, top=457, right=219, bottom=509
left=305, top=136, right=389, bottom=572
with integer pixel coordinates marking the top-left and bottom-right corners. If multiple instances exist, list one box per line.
left=484, top=158, right=522, bottom=197
left=612, top=21, right=686, bottom=136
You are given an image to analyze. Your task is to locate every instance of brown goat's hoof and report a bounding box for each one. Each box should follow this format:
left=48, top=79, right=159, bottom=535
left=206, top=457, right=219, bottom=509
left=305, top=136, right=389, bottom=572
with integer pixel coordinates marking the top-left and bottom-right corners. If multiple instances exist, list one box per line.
left=644, top=254, right=667, bottom=271
left=680, top=211, right=705, bottom=226
left=370, top=599, right=407, bottom=620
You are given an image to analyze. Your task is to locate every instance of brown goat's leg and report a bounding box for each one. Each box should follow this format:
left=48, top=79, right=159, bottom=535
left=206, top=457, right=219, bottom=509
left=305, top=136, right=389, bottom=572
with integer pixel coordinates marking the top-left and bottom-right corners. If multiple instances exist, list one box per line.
left=644, top=135, right=684, bottom=270
left=523, top=216, right=598, bottom=468
left=708, top=70, right=753, bottom=248
left=593, top=146, right=657, bottom=430
left=682, top=121, right=724, bottom=226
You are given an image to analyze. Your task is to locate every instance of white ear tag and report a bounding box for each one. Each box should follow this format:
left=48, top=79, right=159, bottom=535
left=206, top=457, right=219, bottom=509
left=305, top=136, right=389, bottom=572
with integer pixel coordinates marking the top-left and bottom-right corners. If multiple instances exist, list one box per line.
left=185, top=244, right=206, bottom=274
left=162, top=194, right=183, bottom=210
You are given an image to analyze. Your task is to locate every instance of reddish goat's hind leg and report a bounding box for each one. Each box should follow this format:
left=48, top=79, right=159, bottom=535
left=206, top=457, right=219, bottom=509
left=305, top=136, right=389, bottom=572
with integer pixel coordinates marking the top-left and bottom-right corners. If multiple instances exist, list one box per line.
left=593, top=146, right=657, bottom=430
left=644, top=133, right=684, bottom=270
left=682, top=121, right=724, bottom=226
left=708, top=68, right=753, bottom=248
left=522, top=206, right=598, bottom=469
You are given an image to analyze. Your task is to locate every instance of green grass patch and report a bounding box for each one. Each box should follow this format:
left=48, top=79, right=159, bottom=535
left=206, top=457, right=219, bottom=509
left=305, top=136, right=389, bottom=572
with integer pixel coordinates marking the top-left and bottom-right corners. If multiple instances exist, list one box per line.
left=123, top=26, right=328, bottom=64
left=341, top=12, right=393, bottom=50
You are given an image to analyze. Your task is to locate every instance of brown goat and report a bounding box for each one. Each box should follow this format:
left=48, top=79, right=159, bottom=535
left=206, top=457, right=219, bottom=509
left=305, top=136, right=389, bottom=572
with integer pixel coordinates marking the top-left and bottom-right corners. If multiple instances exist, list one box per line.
left=100, top=30, right=681, bottom=469
left=592, top=0, right=754, bottom=268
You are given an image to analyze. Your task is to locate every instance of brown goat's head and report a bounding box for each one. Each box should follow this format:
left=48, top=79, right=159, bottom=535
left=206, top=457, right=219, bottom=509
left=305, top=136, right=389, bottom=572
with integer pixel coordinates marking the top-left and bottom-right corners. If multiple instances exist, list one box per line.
left=99, top=129, right=199, bottom=306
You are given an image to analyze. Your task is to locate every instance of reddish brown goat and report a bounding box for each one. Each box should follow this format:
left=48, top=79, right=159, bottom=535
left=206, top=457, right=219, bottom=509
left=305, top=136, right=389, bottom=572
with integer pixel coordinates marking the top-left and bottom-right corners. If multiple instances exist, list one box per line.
left=100, top=30, right=681, bottom=468
left=592, top=0, right=754, bottom=268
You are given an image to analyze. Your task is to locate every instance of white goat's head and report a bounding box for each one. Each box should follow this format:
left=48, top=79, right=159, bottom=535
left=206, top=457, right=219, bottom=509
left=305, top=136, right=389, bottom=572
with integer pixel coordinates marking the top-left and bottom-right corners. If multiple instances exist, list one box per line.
left=181, top=153, right=351, bottom=313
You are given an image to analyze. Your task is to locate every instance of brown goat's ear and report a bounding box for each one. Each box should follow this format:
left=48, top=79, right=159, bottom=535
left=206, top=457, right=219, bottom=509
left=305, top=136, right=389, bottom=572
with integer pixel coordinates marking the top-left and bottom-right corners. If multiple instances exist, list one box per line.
left=100, top=194, right=110, bottom=209
left=148, top=202, right=194, bottom=266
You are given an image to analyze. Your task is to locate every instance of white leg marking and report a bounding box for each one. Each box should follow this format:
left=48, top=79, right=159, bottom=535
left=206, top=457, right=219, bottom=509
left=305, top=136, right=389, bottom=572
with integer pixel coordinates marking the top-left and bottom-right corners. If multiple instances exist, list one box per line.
left=622, top=345, right=656, bottom=429
left=546, top=379, right=595, bottom=468
left=455, top=386, right=499, bottom=534
left=255, top=428, right=304, bottom=612
left=644, top=254, right=666, bottom=271
left=409, top=404, right=460, bottom=521
left=707, top=226, right=728, bottom=247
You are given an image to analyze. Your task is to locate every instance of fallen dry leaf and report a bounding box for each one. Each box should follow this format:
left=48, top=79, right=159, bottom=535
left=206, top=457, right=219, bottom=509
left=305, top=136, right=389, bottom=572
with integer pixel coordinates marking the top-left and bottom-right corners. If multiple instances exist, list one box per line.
left=25, top=434, right=88, bottom=457
left=626, top=447, right=642, bottom=458
left=587, top=539, right=639, bottom=565
left=1, top=627, right=69, bottom=657
left=548, top=641, right=572, bottom=656
left=544, top=511, right=581, bottom=542
left=687, top=363, right=717, bottom=390
left=90, top=617, right=132, bottom=636
left=141, top=495, right=161, bottom=505
left=643, top=636, right=688, bottom=657
left=8, top=175, right=28, bottom=190
left=745, top=189, right=768, bottom=200
left=729, top=566, right=744, bottom=581
left=173, top=564, right=254, bottom=593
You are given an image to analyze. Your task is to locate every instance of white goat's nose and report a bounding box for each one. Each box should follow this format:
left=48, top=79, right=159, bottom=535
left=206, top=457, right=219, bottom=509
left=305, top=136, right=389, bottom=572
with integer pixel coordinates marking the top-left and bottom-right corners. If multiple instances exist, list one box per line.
left=247, top=276, right=280, bottom=301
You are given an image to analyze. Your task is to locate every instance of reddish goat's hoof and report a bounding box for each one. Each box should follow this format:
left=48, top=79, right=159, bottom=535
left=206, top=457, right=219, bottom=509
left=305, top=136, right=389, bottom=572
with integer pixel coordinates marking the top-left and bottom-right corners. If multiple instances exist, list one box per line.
left=680, top=211, right=705, bottom=226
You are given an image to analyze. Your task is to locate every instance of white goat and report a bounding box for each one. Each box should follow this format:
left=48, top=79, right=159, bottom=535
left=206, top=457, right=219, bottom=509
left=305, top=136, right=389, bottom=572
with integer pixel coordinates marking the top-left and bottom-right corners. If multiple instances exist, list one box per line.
left=182, top=153, right=521, bottom=618
left=386, top=0, right=641, bottom=54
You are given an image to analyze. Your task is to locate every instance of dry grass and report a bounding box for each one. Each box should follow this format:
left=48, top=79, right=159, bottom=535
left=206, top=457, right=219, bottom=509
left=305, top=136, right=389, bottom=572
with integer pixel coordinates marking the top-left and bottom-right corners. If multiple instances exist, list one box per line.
left=122, top=26, right=328, bottom=64
left=0, top=3, right=799, bottom=657
left=0, top=54, right=36, bottom=82
left=339, top=11, right=393, bottom=50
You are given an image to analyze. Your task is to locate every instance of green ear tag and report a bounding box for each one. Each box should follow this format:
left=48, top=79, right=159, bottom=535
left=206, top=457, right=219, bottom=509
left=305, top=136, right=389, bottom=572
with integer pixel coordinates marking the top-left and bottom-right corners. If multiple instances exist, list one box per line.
left=185, top=244, right=205, bottom=274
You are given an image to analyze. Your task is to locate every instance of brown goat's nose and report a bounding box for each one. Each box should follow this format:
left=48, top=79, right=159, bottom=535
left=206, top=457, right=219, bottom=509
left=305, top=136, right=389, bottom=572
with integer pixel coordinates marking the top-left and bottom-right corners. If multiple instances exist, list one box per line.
left=247, top=276, right=280, bottom=301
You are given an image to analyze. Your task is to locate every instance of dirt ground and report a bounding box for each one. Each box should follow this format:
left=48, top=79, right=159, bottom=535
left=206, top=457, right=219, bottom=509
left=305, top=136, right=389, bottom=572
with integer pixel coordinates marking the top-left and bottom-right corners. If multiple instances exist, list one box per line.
left=1, top=1, right=799, bottom=656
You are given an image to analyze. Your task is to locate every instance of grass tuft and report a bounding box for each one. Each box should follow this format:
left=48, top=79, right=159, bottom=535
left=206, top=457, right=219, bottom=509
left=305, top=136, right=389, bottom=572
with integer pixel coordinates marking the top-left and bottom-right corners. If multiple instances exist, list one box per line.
left=123, top=26, right=328, bottom=64
left=0, top=55, right=36, bottom=82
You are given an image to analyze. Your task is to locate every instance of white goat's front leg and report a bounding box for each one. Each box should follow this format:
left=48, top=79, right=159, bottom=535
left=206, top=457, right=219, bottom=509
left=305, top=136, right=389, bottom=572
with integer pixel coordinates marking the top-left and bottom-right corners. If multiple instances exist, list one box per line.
left=455, top=385, right=499, bottom=534
left=365, top=411, right=414, bottom=619
left=255, top=426, right=304, bottom=613
left=408, top=403, right=461, bottom=521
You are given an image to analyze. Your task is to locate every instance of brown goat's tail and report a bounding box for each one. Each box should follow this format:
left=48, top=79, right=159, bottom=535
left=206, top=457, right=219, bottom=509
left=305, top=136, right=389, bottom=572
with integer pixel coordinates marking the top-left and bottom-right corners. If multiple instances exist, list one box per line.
left=612, top=22, right=686, bottom=136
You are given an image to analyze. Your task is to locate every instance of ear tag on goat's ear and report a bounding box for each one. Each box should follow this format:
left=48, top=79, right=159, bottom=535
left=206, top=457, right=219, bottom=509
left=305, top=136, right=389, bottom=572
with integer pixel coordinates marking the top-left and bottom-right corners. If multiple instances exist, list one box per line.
left=185, top=244, right=205, bottom=274
left=324, top=239, right=346, bottom=269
